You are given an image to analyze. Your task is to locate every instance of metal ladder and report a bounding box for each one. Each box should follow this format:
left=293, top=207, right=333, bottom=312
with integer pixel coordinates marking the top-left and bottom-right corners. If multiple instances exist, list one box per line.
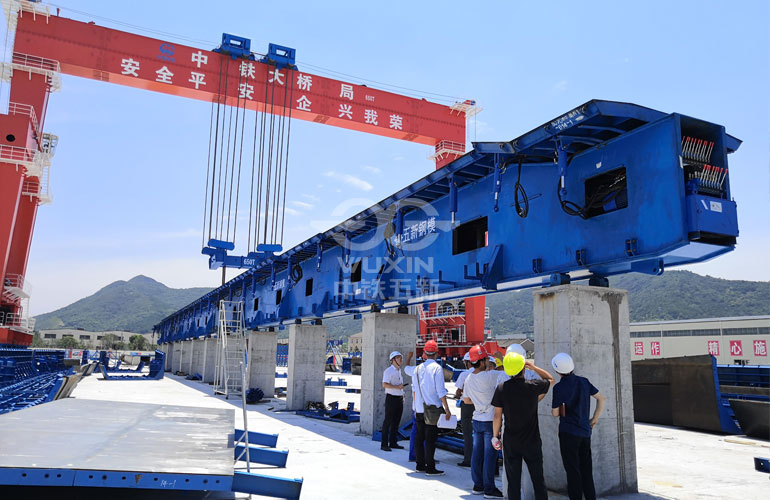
left=213, top=300, right=246, bottom=399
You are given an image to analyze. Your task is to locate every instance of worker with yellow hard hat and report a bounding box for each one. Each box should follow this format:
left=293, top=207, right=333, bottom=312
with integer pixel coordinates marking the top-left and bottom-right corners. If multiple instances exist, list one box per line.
left=491, top=352, right=554, bottom=500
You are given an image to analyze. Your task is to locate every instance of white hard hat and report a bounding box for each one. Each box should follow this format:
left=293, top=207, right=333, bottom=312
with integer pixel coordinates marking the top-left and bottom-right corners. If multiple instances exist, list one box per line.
left=389, top=351, right=402, bottom=360
left=552, top=352, right=575, bottom=374
left=463, top=352, right=471, bottom=361
left=506, top=344, right=526, bottom=357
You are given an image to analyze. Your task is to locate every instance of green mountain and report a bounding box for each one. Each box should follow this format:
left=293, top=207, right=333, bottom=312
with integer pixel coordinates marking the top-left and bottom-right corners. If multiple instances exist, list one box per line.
left=33, top=275, right=212, bottom=333
left=34, top=271, right=769, bottom=338
left=484, top=271, right=770, bottom=337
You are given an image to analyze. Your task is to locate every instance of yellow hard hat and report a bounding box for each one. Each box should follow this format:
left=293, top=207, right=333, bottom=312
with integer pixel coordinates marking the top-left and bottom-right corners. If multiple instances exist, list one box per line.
left=503, top=352, right=525, bottom=377
left=495, top=357, right=503, bottom=368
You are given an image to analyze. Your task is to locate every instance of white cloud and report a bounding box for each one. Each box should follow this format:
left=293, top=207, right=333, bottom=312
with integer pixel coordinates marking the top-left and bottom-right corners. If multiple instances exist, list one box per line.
left=323, top=170, right=373, bottom=191
left=393, top=155, right=406, bottom=161
left=284, top=207, right=301, bottom=216
left=552, top=80, right=568, bottom=92
left=292, top=200, right=314, bottom=209
left=301, top=193, right=320, bottom=202
left=361, top=165, right=381, bottom=175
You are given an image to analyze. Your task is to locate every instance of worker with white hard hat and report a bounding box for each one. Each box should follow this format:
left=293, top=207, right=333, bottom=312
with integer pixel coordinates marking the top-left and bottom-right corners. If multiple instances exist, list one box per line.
left=380, top=350, right=406, bottom=452
left=454, top=350, right=475, bottom=467
left=550, top=352, right=606, bottom=500
left=491, top=352, right=554, bottom=500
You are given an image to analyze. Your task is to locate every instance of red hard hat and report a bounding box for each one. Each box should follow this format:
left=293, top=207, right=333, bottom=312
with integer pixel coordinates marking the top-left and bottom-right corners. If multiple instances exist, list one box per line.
left=468, top=344, right=488, bottom=363
left=424, top=340, right=438, bottom=354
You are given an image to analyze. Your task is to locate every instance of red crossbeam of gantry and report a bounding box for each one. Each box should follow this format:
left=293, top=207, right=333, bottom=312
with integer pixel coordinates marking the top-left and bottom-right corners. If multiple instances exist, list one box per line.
left=14, top=12, right=466, bottom=151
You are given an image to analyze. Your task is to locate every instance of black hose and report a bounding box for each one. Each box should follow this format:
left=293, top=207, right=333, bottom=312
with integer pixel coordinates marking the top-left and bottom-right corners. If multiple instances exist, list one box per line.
left=514, top=158, right=529, bottom=218
left=290, top=263, right=303, bottom=284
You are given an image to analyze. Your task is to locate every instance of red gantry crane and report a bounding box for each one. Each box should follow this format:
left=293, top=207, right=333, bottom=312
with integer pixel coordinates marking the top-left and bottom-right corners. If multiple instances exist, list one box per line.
left=0, top=0, right=485, bottom=353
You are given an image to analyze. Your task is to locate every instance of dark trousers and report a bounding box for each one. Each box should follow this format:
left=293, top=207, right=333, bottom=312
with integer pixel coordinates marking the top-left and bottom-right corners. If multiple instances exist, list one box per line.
left=503, top=439, right=548, bottom=500
left=559, top=432, right=596, bottom=500
left=381, top=394, right=403, bottom=447
left=414, top=412, right=438, bottom=469
left=460, top=401, right=474, bottom=463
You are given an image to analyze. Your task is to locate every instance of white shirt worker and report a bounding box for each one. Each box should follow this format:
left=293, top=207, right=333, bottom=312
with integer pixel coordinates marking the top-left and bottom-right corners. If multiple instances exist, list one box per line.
left=415, top=359, right=448, bottom=408
left=383, top=364, right=404, bottom=396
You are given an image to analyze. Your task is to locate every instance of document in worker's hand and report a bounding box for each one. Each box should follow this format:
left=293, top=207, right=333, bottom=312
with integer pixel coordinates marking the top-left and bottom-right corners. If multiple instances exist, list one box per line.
left=437, top=414, right=458, bottom=429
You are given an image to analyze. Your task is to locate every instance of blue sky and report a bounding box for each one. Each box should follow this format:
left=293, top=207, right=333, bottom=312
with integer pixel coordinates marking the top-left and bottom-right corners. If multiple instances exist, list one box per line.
left=18, top=0, right=769, bottom=315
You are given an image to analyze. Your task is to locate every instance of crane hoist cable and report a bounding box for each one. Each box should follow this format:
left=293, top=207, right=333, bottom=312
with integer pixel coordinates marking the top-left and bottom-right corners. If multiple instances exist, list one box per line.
left=202, top=57, right=295, bottom=260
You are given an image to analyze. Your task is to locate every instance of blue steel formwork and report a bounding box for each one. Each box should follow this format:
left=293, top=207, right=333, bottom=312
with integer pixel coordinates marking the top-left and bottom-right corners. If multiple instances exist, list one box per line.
left=155, top=100, right=741, bottom=341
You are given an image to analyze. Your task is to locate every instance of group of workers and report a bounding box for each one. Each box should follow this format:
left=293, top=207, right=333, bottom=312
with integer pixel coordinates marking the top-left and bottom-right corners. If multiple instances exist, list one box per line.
left=381, top=340, right=606, bottom=500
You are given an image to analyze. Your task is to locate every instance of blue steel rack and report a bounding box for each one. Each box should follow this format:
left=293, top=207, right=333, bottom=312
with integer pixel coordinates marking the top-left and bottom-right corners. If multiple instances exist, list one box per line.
left=155, top=100, right=741, bottom=342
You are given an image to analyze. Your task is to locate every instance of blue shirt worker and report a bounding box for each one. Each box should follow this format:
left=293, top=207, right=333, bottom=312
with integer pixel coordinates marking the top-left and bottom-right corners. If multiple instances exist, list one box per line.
left=550, top=353, right=606, bottom=500
left=454, top=351, right=474, bottom=467
left=491, top=352, right=553, bottom=500
left=462, top=344, right=506, bottom=498
left=381, top=351, right=406, bottom=452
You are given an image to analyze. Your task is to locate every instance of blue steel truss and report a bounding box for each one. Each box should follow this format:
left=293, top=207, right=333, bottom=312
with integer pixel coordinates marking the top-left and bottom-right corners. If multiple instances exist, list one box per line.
left=155, top=100, right=741, bottom=342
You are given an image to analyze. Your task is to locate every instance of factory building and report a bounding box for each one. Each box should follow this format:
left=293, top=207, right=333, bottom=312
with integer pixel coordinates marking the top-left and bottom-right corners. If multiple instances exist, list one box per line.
left=38, top=329, right=154, bottom=349
left=630, top=316, right=769, bottom=365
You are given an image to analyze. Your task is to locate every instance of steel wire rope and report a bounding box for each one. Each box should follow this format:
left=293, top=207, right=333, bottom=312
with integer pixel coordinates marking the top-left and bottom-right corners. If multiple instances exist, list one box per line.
left=225, top=67, right=246, bottom=243
left=255, top=64, right=271, bottom=250
left=263, top=69, right=279, bottom=245
left=209, top=55, right=226, bottom=243
left=221, top=58, right=239, bottom=242
left=246, top=74, right=263, bottom=253
left=231, top=69, right=250, bottom=249
left=202, top=83, right=216, bottom=248
left=271, top=71, right=290, bottom=245
left=279, top=70, right=296, bottom=246
left=214, top=57, right=231, bottom=240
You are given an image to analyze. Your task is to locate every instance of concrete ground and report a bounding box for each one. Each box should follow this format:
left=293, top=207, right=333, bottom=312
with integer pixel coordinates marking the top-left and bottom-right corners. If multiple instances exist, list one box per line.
left=69, top=370, right=769, bottom=499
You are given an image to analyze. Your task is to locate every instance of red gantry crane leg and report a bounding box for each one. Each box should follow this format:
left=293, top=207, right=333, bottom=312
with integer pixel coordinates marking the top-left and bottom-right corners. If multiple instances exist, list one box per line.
left=0, top=1, right=481, bottom=350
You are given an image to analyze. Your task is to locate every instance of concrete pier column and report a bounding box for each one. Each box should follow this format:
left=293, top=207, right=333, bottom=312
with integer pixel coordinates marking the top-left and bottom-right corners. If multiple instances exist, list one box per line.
left=191, top=339, right=203, bottom=377
left=182, top=340, right=194, bottom=375
left=162, top=343, right=172, bottom=371
left=249, top=330, right=277, bottom=399
left=360, top=312, right=417, bottom=435
left=534, top=285, right=637, bottom=496
left=172, top=342, right=182, bottom=374
left=286, top=323, right=327, bottom=411
left=201, top=338, right=217, bottom=383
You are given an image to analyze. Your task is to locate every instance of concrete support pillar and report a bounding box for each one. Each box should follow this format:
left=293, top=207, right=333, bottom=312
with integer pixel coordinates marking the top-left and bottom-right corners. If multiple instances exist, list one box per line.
left=201, top=338, right=217, bottom=383
left=286, top=323, right=327, bottom=411
left=191, top=339, right=203, bottom=377
left=249, top=330, right=277, bottom=398
left=162, top=344, right=172, bottom=371
left=533, top=285, right=637, bottom=496
left=182, top=340, right=194, bottom=375
left=360, top=312, right=417, bottom=435
left=172, top=342, right=182, bottom=373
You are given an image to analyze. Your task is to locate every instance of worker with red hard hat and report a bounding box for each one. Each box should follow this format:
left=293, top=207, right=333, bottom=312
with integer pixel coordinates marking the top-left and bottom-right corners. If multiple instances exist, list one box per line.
left=462, top=344, right=507, bottom=497
left=406, top=339, right=451, bottom=476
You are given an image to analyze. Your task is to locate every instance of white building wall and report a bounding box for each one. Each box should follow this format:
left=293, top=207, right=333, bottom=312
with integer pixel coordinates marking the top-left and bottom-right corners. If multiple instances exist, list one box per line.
left=630, top=316, right=769, bottom=365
